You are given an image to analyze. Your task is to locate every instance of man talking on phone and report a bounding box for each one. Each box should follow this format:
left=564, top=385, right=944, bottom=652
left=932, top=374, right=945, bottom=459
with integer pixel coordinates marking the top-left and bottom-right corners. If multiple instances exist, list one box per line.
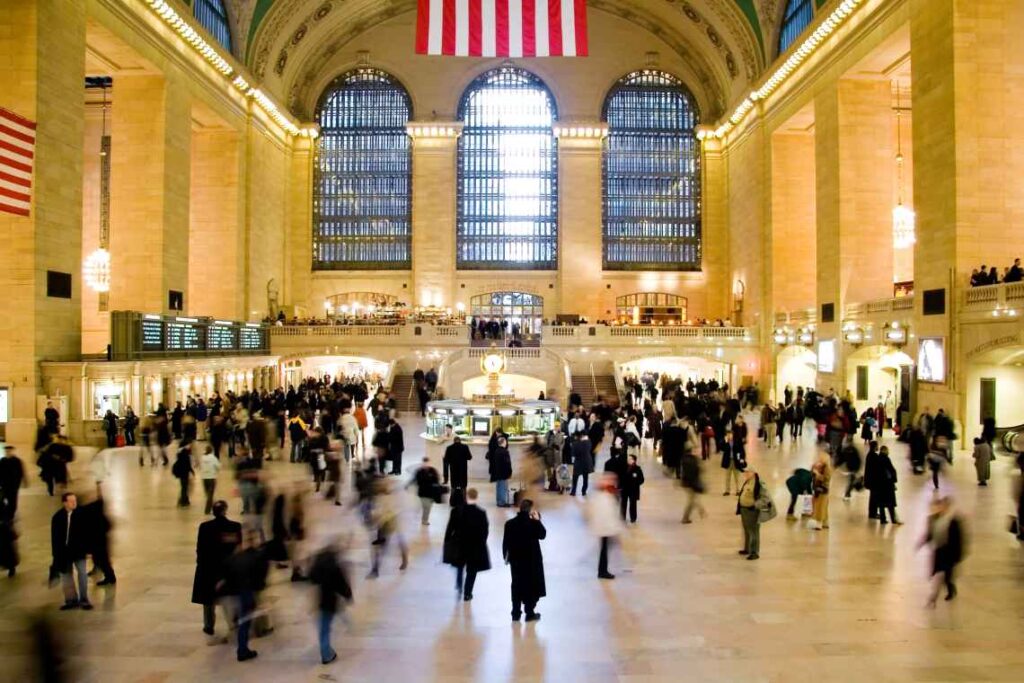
left=502, top=498, right=547, bottom=622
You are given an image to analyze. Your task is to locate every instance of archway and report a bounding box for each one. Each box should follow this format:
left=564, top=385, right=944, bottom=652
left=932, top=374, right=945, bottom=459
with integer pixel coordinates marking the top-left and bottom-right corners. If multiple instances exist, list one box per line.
left=462, top=374, right=547, bottom=401
left=620, top=355, right=735, bottom=392
left=964, top=344, right=1024, bottom=432
left=844, top=346, right=914, bottom=417
left=775, top=346, right=816, bottom=405
left=469, top=291, right=544, bottom=338
left=615, top=292, right=688, bottom=324
left=282, top=355, right=391, bottom=390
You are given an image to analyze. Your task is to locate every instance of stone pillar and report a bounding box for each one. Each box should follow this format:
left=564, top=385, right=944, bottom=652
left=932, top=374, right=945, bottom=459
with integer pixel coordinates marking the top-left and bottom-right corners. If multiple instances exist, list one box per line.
left=770, top=130, right=816, bottom=313
left=189, top=128, right=243, bottom=319
left=108, top=73, right=191, bottom=315
left=286, top=135, right=314, bottom=312
left=701, top=136, right=730, bottom=319
left=409, top=124, right=460, bottom=307
left=556, top=128, right=604, bottom=319
left=0, top=0, right=86, bottom=447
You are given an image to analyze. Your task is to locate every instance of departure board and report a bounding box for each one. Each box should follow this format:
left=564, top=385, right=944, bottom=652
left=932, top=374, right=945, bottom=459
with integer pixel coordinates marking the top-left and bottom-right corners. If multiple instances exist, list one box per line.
left=208, top=324, right=237, bottom=350
left=165, top=322, right=203, bottom=351
left=141, top=320, right=163, bottom=350
left=239, top=326, right=264, bottom=350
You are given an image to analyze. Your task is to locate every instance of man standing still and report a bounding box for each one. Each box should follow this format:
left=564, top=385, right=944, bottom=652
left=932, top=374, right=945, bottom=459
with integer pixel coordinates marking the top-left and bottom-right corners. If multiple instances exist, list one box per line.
left=51, top=493, right=91, bottom=610
left=458, top=488, right=491, bottom=601
left=502, top=499, right=546, bottom=622
left=443, top=435, right=472, bottom=493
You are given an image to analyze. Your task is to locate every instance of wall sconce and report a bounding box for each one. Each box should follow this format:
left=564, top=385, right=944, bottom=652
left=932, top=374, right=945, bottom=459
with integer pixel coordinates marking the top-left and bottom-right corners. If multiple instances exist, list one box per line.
left=732, top=280, right=745, bottom=313
left=773, top=328, right=790, bottom=345
left=843, top=326, right=864, bottom=345
left=884, top=322, right=907, bottom=345
left=796, top=328, right=814, bottom=345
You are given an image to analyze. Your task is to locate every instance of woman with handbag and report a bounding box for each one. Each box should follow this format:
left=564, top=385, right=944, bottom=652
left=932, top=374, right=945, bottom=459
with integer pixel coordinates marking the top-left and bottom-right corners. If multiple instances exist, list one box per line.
left=809, top=452, right=833, bottom=530
left=737, top=469, right=764, bottom=560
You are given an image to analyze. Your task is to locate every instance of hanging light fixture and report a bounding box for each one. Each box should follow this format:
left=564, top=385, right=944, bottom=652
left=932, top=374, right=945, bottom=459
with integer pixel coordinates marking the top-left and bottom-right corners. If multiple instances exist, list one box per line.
left=892, top=81, right=915, bottom=249
left=84, top=78, right=112, bottom=296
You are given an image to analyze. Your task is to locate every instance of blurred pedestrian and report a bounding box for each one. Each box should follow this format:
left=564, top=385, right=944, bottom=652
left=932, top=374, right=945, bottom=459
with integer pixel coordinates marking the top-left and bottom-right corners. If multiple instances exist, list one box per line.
left=221, top=529, right=267, bottom=662
left=199, top=445, right=220, bottom=514
left=680, top=448, right=704, bottom=524
left=590, top=474, right=623, bottom=579
left=0, top=445, right=25, bottom=518
left=81, top=494, right=116, bottom=585
left=192, top=500, right=241, bottom=639
left=309, top=540, right=353, bottom=665
left=410, top=456, right=441, bottom=525
left=922, top=496, right=965, bottom=606
left=809, top=452, right=833, bottom=531
left=972, top=437, right=994, bottom=486
left=172, top=442, right=194, bottom=507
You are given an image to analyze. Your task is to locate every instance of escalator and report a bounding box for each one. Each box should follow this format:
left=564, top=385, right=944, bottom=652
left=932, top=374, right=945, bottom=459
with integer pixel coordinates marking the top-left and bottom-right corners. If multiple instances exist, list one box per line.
left=998, top=425, right=1024, bottom=454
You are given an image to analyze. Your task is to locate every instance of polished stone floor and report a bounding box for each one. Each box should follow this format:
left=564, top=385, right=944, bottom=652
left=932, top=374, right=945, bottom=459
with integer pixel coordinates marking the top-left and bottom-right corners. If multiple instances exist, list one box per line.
left=2, top=414, right=1023, bottom=683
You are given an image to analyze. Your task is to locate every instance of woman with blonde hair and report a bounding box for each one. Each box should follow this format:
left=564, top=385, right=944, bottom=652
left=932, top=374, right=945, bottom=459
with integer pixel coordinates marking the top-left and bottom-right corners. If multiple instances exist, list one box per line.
left=809, top=451, right=833, bottom=530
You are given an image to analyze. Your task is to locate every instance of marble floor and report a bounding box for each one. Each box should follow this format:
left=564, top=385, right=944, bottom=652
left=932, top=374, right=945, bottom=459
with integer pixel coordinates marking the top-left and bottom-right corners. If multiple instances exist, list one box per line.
left=2, top=415, right=1023, bottom=683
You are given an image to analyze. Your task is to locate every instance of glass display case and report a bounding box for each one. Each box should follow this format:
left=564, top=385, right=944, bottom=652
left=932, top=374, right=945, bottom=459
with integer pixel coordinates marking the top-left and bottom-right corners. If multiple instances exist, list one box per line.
left=425, top=399, right=559, bottom=443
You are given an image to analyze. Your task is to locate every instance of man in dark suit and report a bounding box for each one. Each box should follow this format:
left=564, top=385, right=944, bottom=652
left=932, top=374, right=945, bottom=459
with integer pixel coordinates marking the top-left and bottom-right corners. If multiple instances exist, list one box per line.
left=443, top=435, right=473, bottom=493
left=458, top=488, right=491, bottom=601
left=0, top=446, right=25, bottom=518
left=191, top=500, right=242, bottom=638
left=51, top=492, right=91, bottom=610
left=502, top=498, right=546, bottom=622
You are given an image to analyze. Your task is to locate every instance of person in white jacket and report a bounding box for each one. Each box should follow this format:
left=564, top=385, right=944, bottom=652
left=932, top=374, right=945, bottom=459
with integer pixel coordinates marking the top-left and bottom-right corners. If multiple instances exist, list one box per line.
left=589, top=473, right=624, bottom=580
left=199, top=446, right=221, bottom=515
left=338, top=401, right=360, bottom=463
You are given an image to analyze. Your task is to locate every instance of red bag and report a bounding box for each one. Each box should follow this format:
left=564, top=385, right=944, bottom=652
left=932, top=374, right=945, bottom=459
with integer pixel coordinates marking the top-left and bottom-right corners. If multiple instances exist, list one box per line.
left=115, top=434, right=126, bottom=448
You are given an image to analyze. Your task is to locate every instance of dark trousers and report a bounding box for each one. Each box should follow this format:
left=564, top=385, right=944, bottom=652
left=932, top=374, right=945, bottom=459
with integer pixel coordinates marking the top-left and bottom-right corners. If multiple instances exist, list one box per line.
left=571, top=471, right=589, bottom=495
left=878, top=505, right=898, bottom=523
left=598, top=536, right=611, bottom=576
left=390, top=452, right=403, bottom=475
left=236, top=591, right=255, bottom=655
left=510, top=583, right=538, bottom=618
left=178, top=477, right=190, bottom=506
left=202, top=479, right=217, bottom=514
left=456, top=565, right=479, bottom=598
left=106, top=432, right=117, bottom=448
left=92, top=544, right=116, bottom=582
left=125, top=429, right=135, bottom=446
left=620, top=494, right=638, bottom=522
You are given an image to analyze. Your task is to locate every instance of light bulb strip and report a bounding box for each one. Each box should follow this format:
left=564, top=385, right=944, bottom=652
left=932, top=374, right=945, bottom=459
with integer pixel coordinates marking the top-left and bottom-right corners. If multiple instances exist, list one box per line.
left=698, top=0, right=866, bottom=141
left=143, top=0, right=316, bottom=139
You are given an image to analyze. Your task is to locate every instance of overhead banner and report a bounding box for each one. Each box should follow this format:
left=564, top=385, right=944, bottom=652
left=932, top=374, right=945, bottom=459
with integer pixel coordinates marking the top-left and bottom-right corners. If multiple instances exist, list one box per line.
left=416, top=0, right=589, bottom=57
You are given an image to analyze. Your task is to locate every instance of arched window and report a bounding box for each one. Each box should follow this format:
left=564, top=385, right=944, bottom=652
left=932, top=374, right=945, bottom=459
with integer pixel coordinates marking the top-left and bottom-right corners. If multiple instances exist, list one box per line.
left=313, top=69, right=412, bottom=270
left=602, top=71, right=701, bottom=271
left=457, top=67, right=558, bottom=270
left=778, top=0, right=814, bottom=55
left=192, top=0, right=232, bottom=52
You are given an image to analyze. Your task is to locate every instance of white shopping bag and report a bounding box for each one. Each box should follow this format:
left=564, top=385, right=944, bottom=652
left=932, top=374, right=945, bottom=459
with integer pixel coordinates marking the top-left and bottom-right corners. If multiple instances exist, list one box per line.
left=799, top=494, right=814, bottom=517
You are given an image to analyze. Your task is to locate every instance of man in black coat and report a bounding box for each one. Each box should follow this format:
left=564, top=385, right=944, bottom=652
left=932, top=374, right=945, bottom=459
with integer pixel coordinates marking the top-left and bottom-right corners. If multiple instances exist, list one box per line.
left=191, top=500, right=242, bottom=637
left=388, top=422, right=405, bottom=476
left=0, top=447, right=25, bottom=518
left=51, top=492, right=91, bottom=610
left=443, top=436, right=473, bottom=493
left=502, top=498, right=546, bottom=622
left=457, top=488, right=491, bottom=601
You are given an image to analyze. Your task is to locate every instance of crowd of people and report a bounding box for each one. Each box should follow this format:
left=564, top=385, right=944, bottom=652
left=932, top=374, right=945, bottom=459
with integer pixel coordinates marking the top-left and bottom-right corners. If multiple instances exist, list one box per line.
left=2, top=369, right=1021, bottom=668
left=969, top=258, right=1024, bottom=286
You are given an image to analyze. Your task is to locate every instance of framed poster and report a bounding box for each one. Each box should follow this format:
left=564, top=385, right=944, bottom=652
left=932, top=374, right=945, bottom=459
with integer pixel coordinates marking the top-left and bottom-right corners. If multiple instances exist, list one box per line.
left=918, top=337, right=945, bottom=383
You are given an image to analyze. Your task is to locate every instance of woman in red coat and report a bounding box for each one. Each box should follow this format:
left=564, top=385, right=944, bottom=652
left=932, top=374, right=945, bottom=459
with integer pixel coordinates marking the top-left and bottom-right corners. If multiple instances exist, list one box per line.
left=874, top=402, right=886, bottom=440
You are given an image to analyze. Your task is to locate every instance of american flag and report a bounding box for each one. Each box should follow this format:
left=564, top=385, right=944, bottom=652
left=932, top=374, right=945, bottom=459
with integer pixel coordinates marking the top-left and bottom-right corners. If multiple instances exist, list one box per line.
left=0, top=107, right=36, bottom=217
left=416, top=0, right=588, bottom=57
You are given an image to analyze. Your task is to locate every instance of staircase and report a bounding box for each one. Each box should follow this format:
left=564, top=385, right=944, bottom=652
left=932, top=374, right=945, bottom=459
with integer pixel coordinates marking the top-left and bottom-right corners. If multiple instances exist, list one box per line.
left=389, top=374, right=421, bottom=415
left=571, top=374, right=620, bottom=408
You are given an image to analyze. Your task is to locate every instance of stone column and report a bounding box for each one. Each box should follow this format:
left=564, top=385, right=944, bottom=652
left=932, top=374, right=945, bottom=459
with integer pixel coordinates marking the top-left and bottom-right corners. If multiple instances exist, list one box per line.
left=0, top=0, right=86, bottom=447
left=108, top=72, right=192, bottom=315
left=409, top=123, right=461, bottom=307
left=286, top=135, right=314, bottom=312
left=189, top=128, right=243, bottom=319
left=555, top=127, right=605, bottom=319
left=701, top=135, right=730, bottom=319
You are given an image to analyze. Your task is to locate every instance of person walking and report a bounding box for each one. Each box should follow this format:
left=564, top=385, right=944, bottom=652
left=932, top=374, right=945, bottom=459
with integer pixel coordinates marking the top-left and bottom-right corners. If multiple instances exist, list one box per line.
left=0, top=446, right=25, bottom=519
left=444, top=487, right=491, bottom=601
left=51, top=492, right=92, bottom=610
left=569, top=432, right=593, bottom=497
left=922, top=496, right=965, bottom=606
left=81, top=494, right=116, bottom=586
left=619, top=454, right=644, bottom=523
left=191, top=500, right=242, bottom=638
left=737, top=470, right=764, bottom=560
left=411, top=456, right=441, bottom=525
left=308, top=540, right=353, bottom=665
left=720, top=429, right=744, bottom=495
left=680, top=448, right=706, bottom=524
left=288, top=414, right=308, bottom=463
left=502, top=498, right=546, bottom=622
left=809, top=452, right=833, bottom=530
left=388, top=421, right=405, bottom=476
left=172, top=442, right=194, bottom=507
left=488, top=436, right=513, bottom=507
left=199, top=445, right=221, bottom=515
left=972, top=436, right=995, bottom=486
left=863, top=441, right=881, bottom=519
left=443, top=435, right=472, bottom=494
left=590, top=474, right=623, bottom=579
left=874, top=445, right=901, bottom=524
left=222, top=530, right=266, bottom=662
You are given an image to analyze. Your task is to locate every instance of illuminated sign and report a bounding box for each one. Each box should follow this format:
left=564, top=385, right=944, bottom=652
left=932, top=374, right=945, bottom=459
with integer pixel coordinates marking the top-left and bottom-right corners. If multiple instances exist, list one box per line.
left=918, top=337, right=945, bottom=383
left=817, top=340, right=836, bottom=373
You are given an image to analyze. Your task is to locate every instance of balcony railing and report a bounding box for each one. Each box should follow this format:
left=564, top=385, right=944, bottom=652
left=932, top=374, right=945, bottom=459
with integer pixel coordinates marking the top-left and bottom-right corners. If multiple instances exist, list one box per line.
left=774, top=307, right=816, bottom=326
left=844, top=295, right=915, bottom=318
left=964, top=282, right=1024, bottom=313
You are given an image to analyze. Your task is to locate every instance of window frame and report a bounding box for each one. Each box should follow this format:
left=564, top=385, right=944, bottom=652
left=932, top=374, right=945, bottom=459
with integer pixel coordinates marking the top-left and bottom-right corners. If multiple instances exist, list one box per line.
left=778, top=0, right=815, bottom=56
left=601, top=70, right=702, bottom=272
left=456, top=66, right=559, bottom=271
left=312, top=68, right=414, bottom=271
left=192, top=0, right=233, bottom=53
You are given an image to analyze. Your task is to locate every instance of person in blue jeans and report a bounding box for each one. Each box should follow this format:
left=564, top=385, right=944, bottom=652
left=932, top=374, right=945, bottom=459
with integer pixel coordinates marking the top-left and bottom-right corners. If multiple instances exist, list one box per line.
left=309, top=541, right=353, bottom=664
left=221, top=530, right=266, bottom=662
left=50, top=492, right=92, bottom=610
left=488, top=437, right=513, bottom=507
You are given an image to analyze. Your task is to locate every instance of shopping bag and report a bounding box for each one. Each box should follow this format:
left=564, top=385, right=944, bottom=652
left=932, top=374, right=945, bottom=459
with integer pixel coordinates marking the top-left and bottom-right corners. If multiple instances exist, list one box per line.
left=799, top=494, right=814, bottom=517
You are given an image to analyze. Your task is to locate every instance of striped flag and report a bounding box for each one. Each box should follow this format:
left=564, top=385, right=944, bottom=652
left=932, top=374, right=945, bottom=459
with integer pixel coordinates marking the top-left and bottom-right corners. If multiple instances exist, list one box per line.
left=416, top=0, right=588, bottom=57
left=0, top=107, right=36, bottom=217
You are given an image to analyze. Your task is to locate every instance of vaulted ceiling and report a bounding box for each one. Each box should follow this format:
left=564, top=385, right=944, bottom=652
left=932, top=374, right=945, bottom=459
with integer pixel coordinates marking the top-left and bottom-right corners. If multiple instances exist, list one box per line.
left=224, top=0, right=795, bottom=121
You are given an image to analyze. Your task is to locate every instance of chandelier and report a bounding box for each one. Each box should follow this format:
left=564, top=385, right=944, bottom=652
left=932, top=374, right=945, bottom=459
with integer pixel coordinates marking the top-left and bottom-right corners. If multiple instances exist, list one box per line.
left=83, top=247, right=111, bottom=292
left=84, top=79, right=113, bottom=296
left=892, top=82, right=915, bottom=249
